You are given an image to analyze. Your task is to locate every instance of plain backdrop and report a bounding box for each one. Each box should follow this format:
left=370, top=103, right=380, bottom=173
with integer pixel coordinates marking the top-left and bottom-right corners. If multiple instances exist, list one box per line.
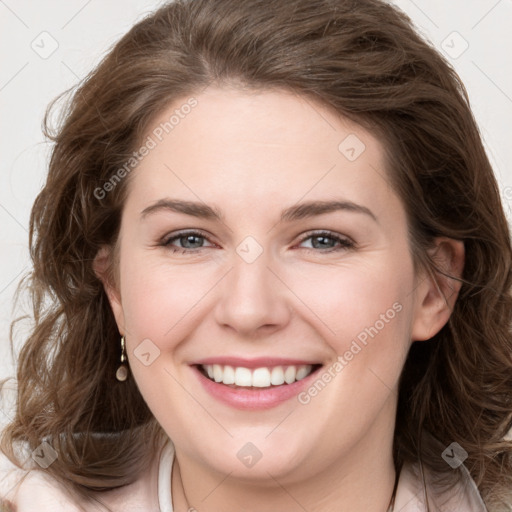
left=1, top=0, right=511, bottom=388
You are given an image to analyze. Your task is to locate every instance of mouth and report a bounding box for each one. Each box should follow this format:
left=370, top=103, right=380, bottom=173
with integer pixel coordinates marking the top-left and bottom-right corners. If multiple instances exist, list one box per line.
left=189, top=356, right=326, bottom=409
left=194, top=363, right=323, bottom=389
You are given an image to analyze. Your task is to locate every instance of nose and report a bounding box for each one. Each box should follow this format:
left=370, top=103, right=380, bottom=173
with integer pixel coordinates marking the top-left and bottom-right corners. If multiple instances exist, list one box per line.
left=213, top=249, right=292, bottom=338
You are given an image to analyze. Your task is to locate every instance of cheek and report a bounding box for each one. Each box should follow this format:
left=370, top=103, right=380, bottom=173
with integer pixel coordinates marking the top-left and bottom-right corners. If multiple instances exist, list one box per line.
left=117, top=255, right=214, bottom=427
left=284, top=256, right=414, bottom=350
left=288, top=260, right=414, bottom=444
left=284, top=254, right=415, bottom=415
left=119, top=253, right=217, bottom=341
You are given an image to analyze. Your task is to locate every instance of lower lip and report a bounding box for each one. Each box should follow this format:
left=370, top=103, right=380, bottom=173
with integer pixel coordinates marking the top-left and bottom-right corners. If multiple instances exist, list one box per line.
left=192, top=365, right=322, bottom=410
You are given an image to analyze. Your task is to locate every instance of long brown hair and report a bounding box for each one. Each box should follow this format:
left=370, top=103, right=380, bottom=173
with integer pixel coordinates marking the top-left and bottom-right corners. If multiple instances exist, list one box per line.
left=2, top=0, right=511, bottom=509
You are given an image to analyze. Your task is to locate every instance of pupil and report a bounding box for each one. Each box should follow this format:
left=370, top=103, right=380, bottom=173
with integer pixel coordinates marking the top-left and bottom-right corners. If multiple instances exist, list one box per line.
left=313, top=236, right=333, bottom=249
left=184, top=235, right=202, bottom=248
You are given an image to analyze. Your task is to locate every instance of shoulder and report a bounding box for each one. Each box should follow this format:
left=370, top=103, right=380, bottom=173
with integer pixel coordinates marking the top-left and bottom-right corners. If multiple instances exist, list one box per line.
left=0, top=434, right=84, bottom=510
left=1, top=466, right=86, bottom=512
left=0, top=449, right=162, bottom=512
left=394, top=459, right=488, bottom=512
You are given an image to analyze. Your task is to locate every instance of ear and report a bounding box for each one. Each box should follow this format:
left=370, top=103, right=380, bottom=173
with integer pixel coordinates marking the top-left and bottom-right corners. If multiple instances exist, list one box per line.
left=93, top=245, right=126, bottom=334
left=410, top=237, right=465, bottom=341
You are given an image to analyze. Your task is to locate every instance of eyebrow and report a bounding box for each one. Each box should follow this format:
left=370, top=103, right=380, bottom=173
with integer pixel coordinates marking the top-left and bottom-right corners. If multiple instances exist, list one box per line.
left=140, top=198, right=377, bottom=223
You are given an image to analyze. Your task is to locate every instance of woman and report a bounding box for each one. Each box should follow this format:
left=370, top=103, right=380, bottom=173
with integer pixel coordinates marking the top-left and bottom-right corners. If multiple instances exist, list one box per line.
left=1, top=0, right=511, bottom=510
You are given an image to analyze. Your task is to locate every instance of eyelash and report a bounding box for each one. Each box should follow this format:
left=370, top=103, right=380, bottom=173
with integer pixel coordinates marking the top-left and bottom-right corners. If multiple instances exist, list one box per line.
left=160, top=230, right=355, bottom=254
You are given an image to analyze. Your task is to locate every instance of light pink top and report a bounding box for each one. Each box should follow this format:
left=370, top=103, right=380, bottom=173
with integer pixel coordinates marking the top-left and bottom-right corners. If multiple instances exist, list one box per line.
left=0, top=438, right=489, bottom=511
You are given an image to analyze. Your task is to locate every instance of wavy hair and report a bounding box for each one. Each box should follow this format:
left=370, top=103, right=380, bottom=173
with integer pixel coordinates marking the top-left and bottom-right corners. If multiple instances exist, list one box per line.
left=1, top=0, right=511, bottom=509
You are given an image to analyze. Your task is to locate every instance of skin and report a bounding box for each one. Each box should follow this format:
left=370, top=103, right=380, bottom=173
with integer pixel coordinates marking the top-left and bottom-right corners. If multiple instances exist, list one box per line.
left=95, top=86, right=464, bottom=512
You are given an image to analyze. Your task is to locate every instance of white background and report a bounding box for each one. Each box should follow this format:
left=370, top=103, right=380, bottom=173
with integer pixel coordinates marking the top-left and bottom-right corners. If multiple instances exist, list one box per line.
left=1, top=0, right=511, bottom=386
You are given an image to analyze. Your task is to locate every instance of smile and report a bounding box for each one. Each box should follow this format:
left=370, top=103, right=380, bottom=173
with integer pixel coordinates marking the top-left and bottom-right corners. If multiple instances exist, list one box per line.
left=190, top=358, right=324, bottom=410
left=199, top=363, right=320, bottom=388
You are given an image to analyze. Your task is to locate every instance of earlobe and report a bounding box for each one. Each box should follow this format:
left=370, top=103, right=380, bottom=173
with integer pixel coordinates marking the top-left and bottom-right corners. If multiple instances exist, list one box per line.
left=411, top=238, right=465, bottom=341
left=93, top=245, right=126, bottom=333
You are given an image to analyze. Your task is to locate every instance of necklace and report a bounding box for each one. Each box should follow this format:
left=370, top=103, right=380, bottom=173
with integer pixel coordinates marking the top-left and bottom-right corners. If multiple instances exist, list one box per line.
left=158, top=442, right=399, bottom=512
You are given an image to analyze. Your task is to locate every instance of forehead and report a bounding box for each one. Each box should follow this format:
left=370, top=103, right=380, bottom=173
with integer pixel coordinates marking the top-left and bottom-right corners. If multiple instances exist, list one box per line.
left=125, top=87, right=397, bottom=220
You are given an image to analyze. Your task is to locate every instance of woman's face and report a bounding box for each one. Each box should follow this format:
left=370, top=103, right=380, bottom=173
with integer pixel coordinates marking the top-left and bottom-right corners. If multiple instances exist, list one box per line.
left=99, top=87, right=454, bottom=484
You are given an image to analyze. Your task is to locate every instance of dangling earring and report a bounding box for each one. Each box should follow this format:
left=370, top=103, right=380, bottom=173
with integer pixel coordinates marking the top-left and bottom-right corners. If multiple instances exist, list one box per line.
left=116, top=335, right=129, bottom=382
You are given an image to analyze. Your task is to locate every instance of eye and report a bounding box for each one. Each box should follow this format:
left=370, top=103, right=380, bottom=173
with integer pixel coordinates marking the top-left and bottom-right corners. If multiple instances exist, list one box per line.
left=296, top=231, right=354, bottom=252
left=161, top=230, right=215, bottom=254
left=160, top=229, right=355, bottom=255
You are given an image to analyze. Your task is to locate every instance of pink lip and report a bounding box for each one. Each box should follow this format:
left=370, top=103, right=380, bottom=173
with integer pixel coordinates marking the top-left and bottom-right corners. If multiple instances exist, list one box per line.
left=191, top=364, right=323, bottom=410
left=191, top=356, right=321, bottom=369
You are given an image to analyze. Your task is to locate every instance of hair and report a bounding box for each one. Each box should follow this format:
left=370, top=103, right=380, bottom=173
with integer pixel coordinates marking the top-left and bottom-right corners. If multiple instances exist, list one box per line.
left=1, top=0, right=511, bottom=509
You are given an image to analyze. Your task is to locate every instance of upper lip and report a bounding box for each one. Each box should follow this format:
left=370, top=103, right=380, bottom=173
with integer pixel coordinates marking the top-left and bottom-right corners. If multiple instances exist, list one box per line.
left=191, top=356, right=323, bottom=369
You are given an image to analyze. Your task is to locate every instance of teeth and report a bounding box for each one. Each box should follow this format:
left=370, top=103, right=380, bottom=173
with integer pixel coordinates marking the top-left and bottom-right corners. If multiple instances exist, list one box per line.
left=270, top=366, right=285, bottom=385
left=284, top=366, right=296, bottom=384
left=222, top=365, right=235, bottom=384
left=235, top=367, right=252, bottom=386
left=201, top=364, right=314, bottom=387
left=252, top=368, right=271, bottom=387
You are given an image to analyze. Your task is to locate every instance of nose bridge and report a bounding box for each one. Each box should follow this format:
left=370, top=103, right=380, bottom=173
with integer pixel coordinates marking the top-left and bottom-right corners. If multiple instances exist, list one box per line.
left=213, top=239, right=291, bottom=335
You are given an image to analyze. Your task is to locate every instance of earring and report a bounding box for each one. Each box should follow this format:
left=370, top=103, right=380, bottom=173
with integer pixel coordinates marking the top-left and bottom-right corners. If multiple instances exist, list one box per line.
left=116, top=335, right=129, bottom=382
